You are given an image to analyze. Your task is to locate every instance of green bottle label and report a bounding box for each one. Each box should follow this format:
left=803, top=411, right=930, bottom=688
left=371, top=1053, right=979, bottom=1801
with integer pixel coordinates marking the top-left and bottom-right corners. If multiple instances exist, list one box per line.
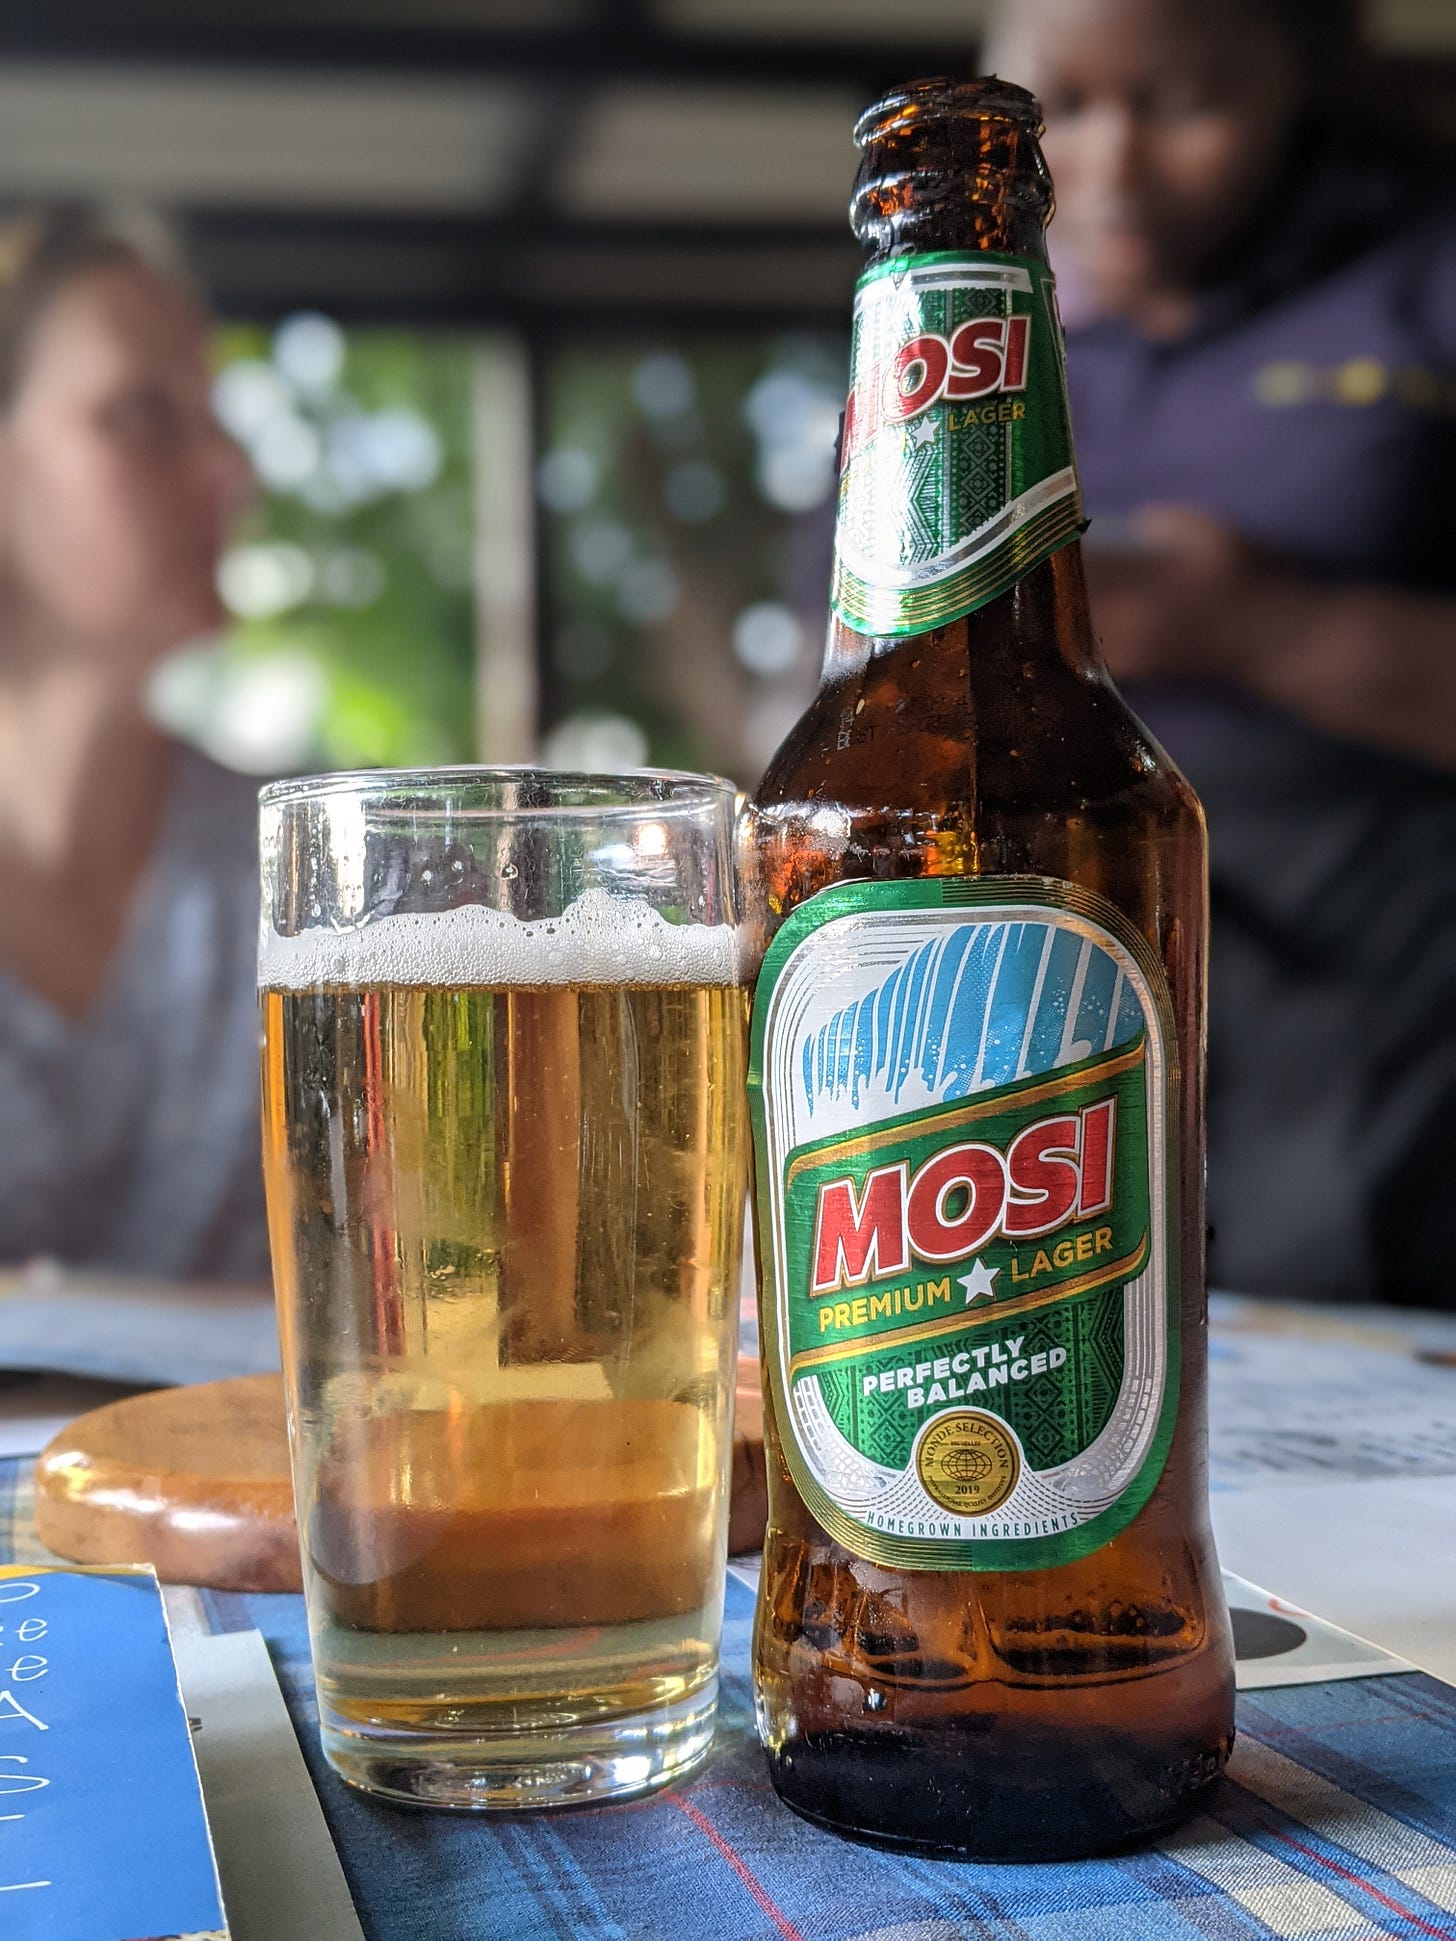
left=748, top=878, right=1180, bottom=1571
left=831, top=251, right=1084, bottom=638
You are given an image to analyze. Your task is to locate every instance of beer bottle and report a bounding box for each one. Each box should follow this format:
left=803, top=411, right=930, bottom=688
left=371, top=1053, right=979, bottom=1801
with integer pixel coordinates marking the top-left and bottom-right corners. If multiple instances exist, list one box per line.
left=743, top=77, right=1235, bottom=1859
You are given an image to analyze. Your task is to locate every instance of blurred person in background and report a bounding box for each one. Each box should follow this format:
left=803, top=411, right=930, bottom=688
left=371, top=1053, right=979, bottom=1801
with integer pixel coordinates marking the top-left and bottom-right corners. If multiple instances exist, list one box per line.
left=985, top=0, right=1455, bottom=1305
left=0, top=210, right=265, bottom=1282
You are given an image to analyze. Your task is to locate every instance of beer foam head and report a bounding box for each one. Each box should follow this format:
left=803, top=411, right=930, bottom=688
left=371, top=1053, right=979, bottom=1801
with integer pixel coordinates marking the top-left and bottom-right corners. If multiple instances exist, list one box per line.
left=259, top=888, right=740, bottom=990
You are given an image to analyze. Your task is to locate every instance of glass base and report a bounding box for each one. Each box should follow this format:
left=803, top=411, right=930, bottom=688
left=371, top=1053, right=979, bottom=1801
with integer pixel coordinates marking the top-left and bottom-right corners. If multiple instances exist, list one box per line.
left=321, top=1675, right=718, bottom=1811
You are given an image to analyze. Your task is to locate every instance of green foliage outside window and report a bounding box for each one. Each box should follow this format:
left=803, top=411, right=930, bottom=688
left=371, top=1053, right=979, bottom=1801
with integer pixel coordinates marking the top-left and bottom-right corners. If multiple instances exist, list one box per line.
left=157, top=319, right=478, bottom=774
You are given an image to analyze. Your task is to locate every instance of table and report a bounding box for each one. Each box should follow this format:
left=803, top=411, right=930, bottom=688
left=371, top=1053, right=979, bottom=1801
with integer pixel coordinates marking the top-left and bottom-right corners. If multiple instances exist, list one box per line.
left=4, top=1296, right=1456, bottom=1941
left=1204, top=1296, right=1456, bottom=1686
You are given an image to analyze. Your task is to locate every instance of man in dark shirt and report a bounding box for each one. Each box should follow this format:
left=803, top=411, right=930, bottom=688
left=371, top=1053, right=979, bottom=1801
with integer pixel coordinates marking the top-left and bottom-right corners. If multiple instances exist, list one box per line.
left=987, top=0, right=1456, bottom=1304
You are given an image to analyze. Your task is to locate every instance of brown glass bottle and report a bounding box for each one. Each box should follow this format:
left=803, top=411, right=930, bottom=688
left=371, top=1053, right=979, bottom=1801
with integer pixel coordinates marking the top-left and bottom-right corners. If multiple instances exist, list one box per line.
left=744, top=78, right=1235, bottom=1860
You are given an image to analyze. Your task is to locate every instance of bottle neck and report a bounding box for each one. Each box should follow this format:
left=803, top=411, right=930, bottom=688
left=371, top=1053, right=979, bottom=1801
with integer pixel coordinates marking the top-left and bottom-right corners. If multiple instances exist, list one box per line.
left=826, top=80, right=1089, bottom=683
left=822, top=540, right=1099, bottom=687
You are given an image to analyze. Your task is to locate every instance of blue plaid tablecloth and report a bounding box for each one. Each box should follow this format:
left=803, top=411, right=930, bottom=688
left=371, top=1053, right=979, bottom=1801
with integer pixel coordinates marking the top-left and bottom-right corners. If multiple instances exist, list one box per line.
left=3, top=1458, right=1455, bottom=1941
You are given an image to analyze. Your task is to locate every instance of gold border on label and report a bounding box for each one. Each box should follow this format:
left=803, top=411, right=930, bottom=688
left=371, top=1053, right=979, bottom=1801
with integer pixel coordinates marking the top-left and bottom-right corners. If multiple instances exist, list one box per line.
left=788, top=1232, right=1149, bottom=1378
left=785, top=1038, right=1145, bottom=1190
left=832, top=496, right=1084, bottom=635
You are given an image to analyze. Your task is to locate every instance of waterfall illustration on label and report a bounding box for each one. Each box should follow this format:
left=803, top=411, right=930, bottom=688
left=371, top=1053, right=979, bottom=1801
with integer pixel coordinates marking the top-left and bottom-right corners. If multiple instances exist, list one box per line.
left=748, top=877, right=1181, bottom=1571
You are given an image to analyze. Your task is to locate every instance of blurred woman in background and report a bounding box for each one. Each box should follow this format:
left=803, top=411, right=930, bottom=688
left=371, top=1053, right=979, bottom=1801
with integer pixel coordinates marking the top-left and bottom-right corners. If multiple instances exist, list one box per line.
left=987, top=0, right=1456, bottom=1306
left=0, top=210, right=265, bottom=1280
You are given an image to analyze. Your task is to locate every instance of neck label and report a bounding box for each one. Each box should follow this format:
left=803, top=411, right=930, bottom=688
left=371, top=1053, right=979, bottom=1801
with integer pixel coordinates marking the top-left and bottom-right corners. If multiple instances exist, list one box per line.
left=748, top=877, right=1180, bottom=1572
left=832, top=252, right=1083, bottom=638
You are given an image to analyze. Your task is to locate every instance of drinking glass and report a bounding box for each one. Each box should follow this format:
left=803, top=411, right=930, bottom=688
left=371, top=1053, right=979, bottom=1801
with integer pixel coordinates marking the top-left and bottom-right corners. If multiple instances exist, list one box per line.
left=258, top=768, right=746, bottom=1808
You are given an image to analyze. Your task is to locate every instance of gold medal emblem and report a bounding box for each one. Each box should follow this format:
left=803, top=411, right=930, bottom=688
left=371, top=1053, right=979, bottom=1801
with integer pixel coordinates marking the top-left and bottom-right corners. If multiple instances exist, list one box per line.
left=916, top=1411, right=1020, bottom=1516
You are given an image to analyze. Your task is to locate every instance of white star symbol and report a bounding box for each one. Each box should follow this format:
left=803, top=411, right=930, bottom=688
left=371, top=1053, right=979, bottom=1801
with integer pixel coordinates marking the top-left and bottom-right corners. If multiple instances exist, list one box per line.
left=958, top=1257, right=1001, bottom=1306
left=907, top=417, right=937, bottom=449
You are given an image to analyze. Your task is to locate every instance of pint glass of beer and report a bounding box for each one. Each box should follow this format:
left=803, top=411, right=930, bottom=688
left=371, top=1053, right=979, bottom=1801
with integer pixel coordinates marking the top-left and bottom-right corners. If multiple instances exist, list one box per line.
left=258, top=769, right=746, bottom=1808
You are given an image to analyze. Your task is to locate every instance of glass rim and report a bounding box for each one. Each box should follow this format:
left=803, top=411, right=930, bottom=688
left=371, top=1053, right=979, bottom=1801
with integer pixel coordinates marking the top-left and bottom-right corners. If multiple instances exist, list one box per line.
left=258, top=763, right=740, bottom=816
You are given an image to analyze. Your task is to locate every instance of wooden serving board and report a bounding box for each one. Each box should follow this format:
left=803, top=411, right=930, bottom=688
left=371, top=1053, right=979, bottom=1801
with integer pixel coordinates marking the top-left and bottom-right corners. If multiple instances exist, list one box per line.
left=34, top=1360, right=768, bottom=1593
left=34, top=1374, right=301, bottom=1592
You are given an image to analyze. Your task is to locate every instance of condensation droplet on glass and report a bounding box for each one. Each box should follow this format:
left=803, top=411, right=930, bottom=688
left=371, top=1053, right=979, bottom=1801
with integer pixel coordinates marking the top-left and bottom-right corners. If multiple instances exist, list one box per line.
left=450, top=857, right=465, bottom=874
left=501, top=862, right=519, bottom=880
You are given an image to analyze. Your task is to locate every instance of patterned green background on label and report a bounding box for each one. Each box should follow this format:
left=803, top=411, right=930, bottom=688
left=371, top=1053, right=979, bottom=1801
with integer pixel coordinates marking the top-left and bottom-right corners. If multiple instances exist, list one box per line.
left=832, top=251, right=1083, bottom=638
left=809, top=1284, right=1126, bottom=1476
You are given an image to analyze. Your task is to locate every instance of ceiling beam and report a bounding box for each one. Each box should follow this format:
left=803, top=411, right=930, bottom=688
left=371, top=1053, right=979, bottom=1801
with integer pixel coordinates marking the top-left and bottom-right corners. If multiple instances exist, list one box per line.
left=155, top=206, right=861, bottom=329
left=0, top=8, right=975, bottom=91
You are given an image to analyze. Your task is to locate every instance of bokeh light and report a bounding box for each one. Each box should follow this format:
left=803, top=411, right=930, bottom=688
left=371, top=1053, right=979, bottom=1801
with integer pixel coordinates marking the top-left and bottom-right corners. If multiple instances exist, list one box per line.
left=732, top=601, right=803, bottom=676
left=537, top=447, right=600, bottom=513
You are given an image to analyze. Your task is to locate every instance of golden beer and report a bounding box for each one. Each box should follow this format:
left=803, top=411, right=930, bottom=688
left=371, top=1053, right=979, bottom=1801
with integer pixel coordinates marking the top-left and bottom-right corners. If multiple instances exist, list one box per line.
left=260, top=891, right=746, bottom=1805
